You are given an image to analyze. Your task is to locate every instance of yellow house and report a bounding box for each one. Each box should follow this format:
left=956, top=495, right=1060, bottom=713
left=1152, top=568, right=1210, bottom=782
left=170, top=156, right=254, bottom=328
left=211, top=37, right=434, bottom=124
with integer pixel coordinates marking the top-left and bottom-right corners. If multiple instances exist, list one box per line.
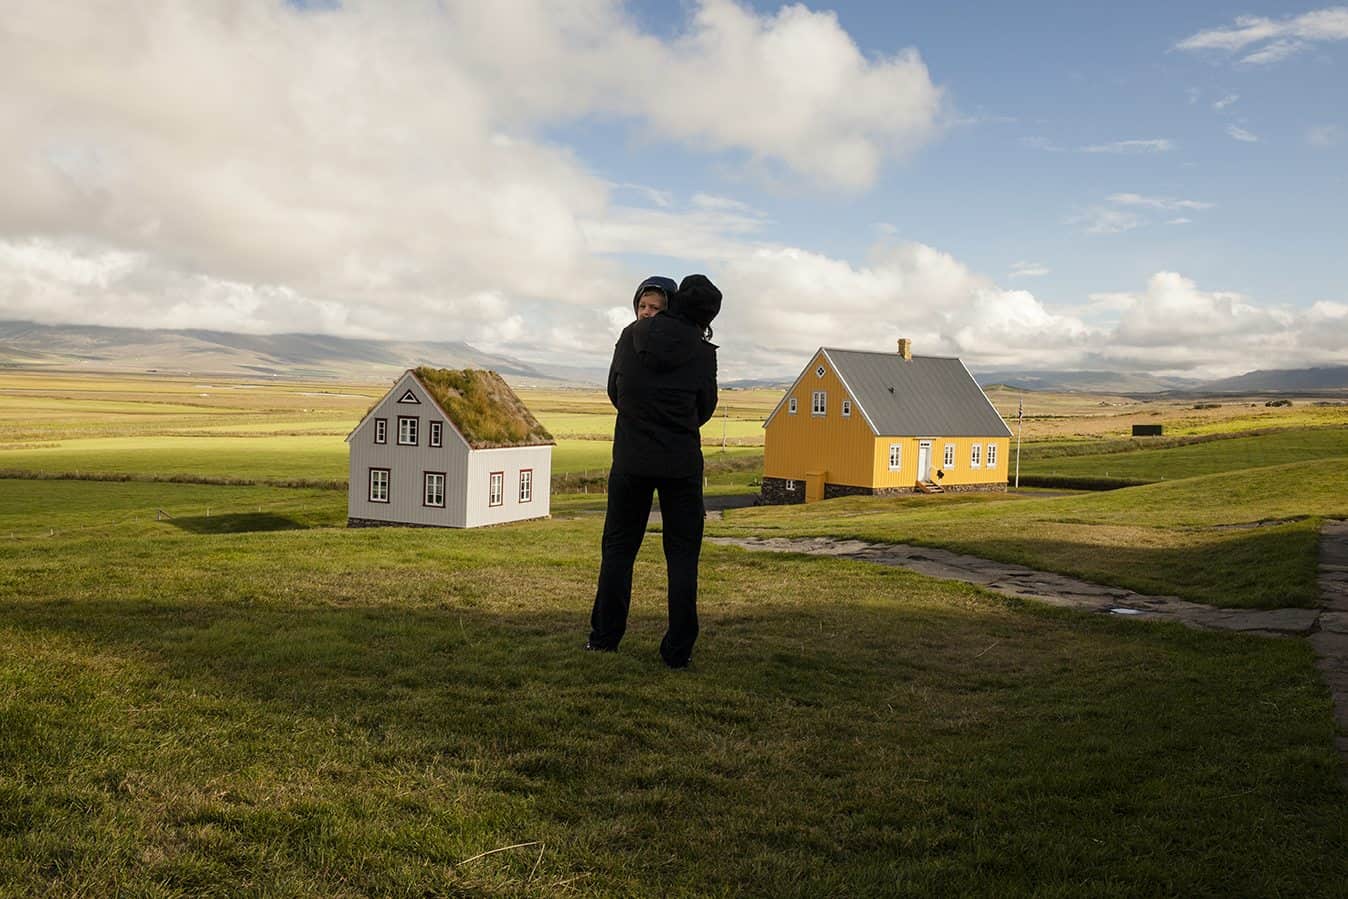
left=761, top=340, right=1013, bottom=503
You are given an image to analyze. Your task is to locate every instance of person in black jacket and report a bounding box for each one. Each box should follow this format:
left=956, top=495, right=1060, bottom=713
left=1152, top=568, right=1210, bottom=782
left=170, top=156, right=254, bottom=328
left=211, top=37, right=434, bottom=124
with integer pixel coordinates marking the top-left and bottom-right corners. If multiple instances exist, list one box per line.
left=588, top=274, right=721, bottom=668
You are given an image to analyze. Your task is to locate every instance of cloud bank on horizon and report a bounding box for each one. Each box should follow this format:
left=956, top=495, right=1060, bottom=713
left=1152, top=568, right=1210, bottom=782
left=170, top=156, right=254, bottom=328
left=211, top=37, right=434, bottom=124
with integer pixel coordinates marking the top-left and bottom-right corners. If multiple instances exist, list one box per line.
left=1, top=0, right=1345, bottom=380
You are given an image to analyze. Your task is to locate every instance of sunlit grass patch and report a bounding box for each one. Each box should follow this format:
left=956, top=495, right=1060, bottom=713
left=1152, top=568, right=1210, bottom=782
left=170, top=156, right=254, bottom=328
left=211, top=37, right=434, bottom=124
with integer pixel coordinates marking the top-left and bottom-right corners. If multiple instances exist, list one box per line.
left=1, top=490, right=1344, bottom=895
left=716, top=459, right=1348, bottom=609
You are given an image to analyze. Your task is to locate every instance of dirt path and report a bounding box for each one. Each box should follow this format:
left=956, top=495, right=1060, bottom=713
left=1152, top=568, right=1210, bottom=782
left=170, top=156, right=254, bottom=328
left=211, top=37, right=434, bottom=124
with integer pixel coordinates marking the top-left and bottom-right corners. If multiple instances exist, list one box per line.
left=709, top=518, right=1348, bottom=765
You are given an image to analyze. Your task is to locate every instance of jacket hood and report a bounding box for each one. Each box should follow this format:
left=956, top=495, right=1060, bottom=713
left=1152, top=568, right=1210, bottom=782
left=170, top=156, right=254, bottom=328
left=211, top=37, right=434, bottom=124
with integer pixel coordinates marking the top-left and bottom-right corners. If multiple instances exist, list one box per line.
left=629, top=314, right=705, bottom=372
left=669, top=274, right=721, bottom=328
left=632, top=275, right=678, bottom=313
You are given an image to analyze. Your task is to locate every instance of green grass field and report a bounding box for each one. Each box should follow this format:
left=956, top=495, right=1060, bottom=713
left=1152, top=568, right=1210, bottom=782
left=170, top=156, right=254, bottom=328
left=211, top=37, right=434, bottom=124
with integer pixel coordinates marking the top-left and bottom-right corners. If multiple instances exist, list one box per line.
left=0, top=373, right=768, bottom=487
left=3, top=373, right=1348, bottom=893
left=713, top=458, right=1348, bottom=609
left=2, top=479, right=1345, bottom=896
left=1021, top=428, right=1348, bottom=481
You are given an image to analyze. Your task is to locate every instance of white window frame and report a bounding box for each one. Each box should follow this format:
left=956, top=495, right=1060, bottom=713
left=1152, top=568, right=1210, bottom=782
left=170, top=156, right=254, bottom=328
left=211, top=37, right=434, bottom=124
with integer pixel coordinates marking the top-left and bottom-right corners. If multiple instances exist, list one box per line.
left=397, top=416, right=418, bottom=446
left=788, top=397, right=798, bottom=415
left=423, top=471, right=445, bottom=508
left=811, top=391, right=826, bottom=416
left=987, top=442, right=998, bottom=469
left=944, top=443, right=955, bottom=468
left=970, top=443, right=982, bottom=469
left=519, top=469, right=533, bottom=503
left=488, top=471, right=504, bottom=507
left=368, top=468, right=390, bottom=503
left=888, top=443, right=902, bottom=471
left=374, top=418, right=387, bottom=445
left=841, top=399, right=851, bottom=417
left=429, top=421, right=443, bottom=448
left=785, top=479, right=797, bottom=492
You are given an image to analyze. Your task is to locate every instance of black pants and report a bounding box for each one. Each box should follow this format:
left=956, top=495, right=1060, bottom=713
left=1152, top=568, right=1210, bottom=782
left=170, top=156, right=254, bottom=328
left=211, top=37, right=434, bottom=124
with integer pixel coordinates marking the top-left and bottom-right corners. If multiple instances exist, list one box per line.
left=589, top=470, right=704, bottom=666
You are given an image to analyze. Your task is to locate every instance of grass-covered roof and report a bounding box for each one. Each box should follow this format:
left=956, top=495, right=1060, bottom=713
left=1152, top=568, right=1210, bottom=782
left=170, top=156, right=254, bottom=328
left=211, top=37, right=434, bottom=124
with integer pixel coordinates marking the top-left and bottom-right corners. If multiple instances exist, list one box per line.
left=411, top=367, right=554, bottom=450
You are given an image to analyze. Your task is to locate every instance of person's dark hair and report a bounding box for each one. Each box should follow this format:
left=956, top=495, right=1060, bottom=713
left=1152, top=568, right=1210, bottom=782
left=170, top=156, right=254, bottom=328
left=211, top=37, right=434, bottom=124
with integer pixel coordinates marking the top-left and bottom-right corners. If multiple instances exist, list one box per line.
left=670, top=274, right=721, bottom=341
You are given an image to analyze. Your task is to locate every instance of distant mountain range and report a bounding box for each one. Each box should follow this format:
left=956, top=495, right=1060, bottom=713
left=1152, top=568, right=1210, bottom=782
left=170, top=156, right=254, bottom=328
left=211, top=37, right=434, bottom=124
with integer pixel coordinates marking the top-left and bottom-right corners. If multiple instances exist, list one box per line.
left=974, top=366, right=1348, bottom=394
left=972, top=369, right=1205, bottom=394
left=4, top=320, right=1347, bottom=394
left=0, top=320, right=607, bottom=386
left=1196, top=366, right=1348, bottom=393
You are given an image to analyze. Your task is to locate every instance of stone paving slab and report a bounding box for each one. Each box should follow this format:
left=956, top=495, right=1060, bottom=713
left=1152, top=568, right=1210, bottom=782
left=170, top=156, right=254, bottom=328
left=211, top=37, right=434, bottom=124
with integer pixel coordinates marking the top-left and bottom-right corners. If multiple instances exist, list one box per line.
left=710, top=519, right=1348, bottom=772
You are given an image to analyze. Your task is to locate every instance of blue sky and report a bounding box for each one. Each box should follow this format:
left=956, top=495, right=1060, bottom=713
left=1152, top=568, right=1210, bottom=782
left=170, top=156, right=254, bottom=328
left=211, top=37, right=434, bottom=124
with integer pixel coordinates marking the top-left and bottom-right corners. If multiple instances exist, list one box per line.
left=1, top=1, right=1345, bottom=378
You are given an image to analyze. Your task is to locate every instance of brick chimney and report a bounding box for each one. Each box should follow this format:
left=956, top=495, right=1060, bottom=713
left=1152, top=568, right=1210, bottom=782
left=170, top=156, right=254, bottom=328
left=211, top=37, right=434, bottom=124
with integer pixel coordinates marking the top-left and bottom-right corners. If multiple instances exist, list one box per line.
left=897, top=338, right=912, bottom=360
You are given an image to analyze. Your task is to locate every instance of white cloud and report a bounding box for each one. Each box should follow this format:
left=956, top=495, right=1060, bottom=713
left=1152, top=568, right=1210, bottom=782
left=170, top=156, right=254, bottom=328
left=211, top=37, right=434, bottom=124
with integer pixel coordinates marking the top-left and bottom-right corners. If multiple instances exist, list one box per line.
left=706, top=240, right=1095, bottom=375
left=1307, top=124, right=1343, bottom=146
left=0, top=0, right=947, bottom=362
left=1080, top=139, right=1175, bottom=154
left=1226, top=125, right=1260, bottom=142
left=1074, top=208, right=1144, bottom=235
left=1241, top=39, right=1308, bottom=64
left=1212, top=93, right=1240, bottom=110
left=1070, top=194, right=1212, bottom=237
left=1176, top=7, right=1348, bottom=64
left=1108, top=193, right=1213, bottom=211
left=1020, top=136, right=1064, bottom=151
left=2, top=2, right=1343, bottom=382
left=449, top=0, right=945, bottom=190
left=1009, top=262, right=1050, bottom=279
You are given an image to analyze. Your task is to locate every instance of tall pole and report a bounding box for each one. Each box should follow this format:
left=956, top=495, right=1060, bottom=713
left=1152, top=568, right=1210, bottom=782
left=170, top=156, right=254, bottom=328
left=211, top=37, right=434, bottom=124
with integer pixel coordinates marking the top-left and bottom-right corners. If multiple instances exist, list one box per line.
left=1014, top=395, right=1023, bottom=489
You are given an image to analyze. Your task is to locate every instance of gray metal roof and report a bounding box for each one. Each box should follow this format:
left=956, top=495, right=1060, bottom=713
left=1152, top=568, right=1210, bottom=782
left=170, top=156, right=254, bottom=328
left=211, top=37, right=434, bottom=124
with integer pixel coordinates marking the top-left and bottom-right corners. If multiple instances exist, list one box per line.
left=823, top=348, right=1012, bottom=437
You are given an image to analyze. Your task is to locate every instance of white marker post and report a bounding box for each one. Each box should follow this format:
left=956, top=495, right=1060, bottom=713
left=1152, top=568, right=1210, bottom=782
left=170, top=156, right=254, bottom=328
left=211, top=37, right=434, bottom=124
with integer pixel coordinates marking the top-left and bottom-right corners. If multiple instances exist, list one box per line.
left=1014, top=396, right=1023, bottom=490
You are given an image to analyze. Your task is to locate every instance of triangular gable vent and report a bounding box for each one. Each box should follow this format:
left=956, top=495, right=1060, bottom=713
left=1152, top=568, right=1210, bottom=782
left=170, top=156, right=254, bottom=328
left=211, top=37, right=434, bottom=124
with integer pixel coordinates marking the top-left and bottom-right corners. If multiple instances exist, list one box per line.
left=397, top=389, right=421, bottom=404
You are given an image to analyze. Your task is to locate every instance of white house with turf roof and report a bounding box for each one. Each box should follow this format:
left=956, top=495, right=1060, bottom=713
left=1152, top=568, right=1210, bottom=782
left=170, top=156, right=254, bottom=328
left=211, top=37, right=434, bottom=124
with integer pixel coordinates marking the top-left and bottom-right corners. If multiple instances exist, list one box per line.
left=346, top=367, right=554, bottom=528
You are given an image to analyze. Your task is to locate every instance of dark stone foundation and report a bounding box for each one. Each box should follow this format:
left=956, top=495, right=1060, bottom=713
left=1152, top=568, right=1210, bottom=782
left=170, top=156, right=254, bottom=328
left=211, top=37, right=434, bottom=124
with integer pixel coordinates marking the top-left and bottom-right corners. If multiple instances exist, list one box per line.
left=759, top=476, right=806, bottom=505
left=939, top=482, right=1008, bottom=494
left=759, top=478, right=1007, bottom=505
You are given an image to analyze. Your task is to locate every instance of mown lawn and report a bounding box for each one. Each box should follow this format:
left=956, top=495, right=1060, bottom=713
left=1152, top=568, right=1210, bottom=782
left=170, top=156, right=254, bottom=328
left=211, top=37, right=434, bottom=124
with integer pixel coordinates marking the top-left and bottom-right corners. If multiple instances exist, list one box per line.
left=1, top=480, right=1344, bottom=896
left=713, top=459, right=1348, bottom=609
left=1021, top=428, right=1348, bottom=481
left=0, top=435, right=763, bottom=485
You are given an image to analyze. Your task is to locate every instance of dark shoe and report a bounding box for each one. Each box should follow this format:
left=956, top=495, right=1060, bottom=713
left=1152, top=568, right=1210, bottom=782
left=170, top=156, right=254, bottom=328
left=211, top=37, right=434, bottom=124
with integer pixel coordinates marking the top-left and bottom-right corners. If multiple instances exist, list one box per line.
left=662, top=655, right=690, bottom=669
left=584, top=641, right=616, bottom=653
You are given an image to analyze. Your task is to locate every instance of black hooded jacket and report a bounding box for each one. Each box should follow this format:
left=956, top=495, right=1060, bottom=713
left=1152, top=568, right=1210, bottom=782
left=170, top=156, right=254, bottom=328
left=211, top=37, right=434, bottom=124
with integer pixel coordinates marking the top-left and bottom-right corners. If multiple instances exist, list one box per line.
left=607, top=313, right=718, bottom=478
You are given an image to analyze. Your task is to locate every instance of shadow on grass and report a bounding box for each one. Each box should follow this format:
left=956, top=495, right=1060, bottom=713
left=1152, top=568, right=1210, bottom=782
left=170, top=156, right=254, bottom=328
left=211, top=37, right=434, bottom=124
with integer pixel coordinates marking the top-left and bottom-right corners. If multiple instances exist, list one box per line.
left=927, top=518, right=1323, bottom=609
left=3, top=555, right=1346, bottom=896
left=169, top=512, right=311, bottom=534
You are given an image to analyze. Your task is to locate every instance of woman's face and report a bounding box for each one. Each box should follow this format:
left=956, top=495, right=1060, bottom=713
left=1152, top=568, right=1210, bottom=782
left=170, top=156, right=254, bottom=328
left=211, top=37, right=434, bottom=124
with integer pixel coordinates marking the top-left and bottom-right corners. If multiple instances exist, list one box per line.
left=636, top=290, right=666, bottom=319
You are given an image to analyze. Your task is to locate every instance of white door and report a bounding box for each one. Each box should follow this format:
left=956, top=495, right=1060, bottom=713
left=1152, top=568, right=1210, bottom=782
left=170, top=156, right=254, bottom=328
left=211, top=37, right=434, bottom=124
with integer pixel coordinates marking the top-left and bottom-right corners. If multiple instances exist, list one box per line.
left=917, top=441, right=932, bottom=481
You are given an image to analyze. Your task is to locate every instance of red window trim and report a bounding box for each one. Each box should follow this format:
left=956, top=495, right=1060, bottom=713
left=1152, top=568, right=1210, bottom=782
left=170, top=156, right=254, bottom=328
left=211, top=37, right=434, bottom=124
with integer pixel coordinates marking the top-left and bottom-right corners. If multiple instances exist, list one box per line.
left=374, top=418, right=387, bottom=444
left=368, top=467, right=391, bottom=503
left=519, top=468, right=533, bottom=503
left=422, top=470, right=446, bottom=508
left=488, top=470, right=504, bottom=507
